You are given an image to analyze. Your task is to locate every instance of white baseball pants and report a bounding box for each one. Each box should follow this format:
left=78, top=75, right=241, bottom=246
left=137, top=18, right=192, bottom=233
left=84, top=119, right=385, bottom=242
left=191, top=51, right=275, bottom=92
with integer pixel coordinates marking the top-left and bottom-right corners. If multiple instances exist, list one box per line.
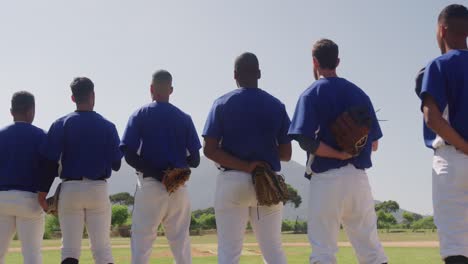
left=214, top=170, right=287, bottom=264
left=0, top=190, right=44, bottom=264
left=58, top=179, right=113, bottom=264
left=432, top=146, right=468, bottom=259
left=307, top=164, right=387, bottom=264
left=131, top=176, right=192, bottom=264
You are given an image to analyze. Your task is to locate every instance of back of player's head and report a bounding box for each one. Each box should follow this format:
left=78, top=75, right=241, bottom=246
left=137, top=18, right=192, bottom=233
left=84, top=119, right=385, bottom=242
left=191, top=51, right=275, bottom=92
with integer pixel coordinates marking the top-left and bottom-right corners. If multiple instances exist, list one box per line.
left=11, top=91, right=35, bottom=114
left=70, top=77, right=94, bottom=104
left=152, top=70, right=173, bottom=86
left=234, top=52, right=261, bottom=84
left=151, top=70, right=173, bottom=97
left=312, top=39, right=339, bottom=70
left=438, top=4, right=468, bottom=36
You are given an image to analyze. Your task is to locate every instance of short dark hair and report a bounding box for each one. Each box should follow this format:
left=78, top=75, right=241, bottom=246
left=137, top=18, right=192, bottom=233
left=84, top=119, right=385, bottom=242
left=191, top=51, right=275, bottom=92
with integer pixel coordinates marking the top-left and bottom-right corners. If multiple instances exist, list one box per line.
left=11, top=91, right=35, bottom=114
left=438, top=4, right=468, bottom=35
left=234, top=52, right=260, bottom=80
left=235, top=52, right=259, bottom=72
left=70, top=77, right=94, bottom=104
left=152, top=70, right=172, bottom=84
left=312, top=39, right=339, bottom=70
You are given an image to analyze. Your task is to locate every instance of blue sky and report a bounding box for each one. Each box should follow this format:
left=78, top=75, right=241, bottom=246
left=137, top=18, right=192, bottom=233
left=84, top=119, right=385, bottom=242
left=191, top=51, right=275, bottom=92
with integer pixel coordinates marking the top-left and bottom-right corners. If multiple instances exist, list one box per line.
left=1, top=0, right=466, bottom=214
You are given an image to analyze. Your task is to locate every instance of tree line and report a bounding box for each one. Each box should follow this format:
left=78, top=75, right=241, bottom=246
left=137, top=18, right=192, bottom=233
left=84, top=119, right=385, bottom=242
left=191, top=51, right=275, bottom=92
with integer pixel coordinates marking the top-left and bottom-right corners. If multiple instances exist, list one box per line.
left=42, top=191, right=435, bottom=239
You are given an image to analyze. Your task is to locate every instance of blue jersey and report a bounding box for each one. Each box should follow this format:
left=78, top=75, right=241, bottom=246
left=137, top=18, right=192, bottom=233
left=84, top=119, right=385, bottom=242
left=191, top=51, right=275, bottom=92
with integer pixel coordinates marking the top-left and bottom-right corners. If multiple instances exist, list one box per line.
left=420, top=50, right=468, bottom=149
left=288, top=77, right=382, bottom=174
left=0, top=123, right=46, bottom=192
left=41, top=111, right=122, bottom=180
left=120, top=102, right=201, bottom=170
left=202, top=88, right=291, bottom=172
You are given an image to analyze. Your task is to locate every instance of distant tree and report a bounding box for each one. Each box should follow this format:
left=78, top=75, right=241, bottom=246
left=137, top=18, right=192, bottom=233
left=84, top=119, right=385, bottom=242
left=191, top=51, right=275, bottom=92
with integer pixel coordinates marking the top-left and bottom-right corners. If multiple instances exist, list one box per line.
left=411, top=216, right=436, bottom=231
left=111, top=205, right=129, bottom=227
left=198, top=213, right=216, bottom=230
left=192, top=207, right=215, bottom=219
left=375, top=200, right=400, bottom=213
left=285, top=184, right=302, bottom=209
left=190, top=215, right=200, bottom=230
left=110, top=192, right=134, bottom=206
left=282, top=220, right=295, bottom=232
left=44, top=215, right=60, bottom=239
left=377, top=210, right=397, bottom=232
left=413, top=213, right=423, bottom=221
left=402, top=212, right=415, bottom=229
left=293, top=216, right=307, bottom=234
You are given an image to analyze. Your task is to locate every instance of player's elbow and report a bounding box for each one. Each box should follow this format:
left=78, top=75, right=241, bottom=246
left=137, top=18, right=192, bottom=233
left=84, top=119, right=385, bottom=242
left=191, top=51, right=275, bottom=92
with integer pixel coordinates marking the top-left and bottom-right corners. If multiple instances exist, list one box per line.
left=372, top=141, right=379, bottom=152
left=203, top=145, right=215, bottom=160
left=203, top=138, right=219, bottom=160
left=278, top=143, right=292, bottom=162
left=280, top=152, right=292, bottom=162
left=424, top=111, right=440, bottom=131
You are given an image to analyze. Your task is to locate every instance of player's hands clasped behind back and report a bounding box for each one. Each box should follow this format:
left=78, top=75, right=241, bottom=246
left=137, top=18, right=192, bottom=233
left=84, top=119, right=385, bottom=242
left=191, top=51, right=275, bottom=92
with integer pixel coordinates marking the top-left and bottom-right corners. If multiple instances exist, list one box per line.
left=460, top=141, right=468, bottom=156
left=37, top=192, right=48, bottom=212
left=245, top=161, right=267, bottom=174
left=339, top=152, right=353, bottom=160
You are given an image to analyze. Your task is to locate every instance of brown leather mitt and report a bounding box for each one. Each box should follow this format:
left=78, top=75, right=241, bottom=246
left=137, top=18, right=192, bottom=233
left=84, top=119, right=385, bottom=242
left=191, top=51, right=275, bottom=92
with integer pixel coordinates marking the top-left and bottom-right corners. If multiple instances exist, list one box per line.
left=46, top=183, right=62, bottom=216
left=330, top=106, right=372, bottom=156
left=162, top=168, right=191, bottom=193
left=252, top=165, right=289, bottom=206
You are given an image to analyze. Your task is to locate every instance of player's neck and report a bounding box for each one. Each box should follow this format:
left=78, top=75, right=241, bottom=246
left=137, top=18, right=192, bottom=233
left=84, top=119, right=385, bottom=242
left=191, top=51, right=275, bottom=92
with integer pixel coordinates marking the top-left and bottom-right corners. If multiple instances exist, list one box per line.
left=153, top=94, right=170, bottom=103
left=76, top=104, right=94, bottom=112
left=13, top=116, right=31, bottom=123
left=319, top=69, right=338, bottom=79
left=237, top=81, right=258, bottom=89
left=445, top=39, right=468, bottom=52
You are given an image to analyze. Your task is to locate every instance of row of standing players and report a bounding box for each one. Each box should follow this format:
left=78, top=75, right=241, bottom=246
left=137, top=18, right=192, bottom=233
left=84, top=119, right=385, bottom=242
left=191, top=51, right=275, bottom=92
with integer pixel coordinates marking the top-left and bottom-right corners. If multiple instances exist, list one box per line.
left=1, top=4, right=468, bottom=264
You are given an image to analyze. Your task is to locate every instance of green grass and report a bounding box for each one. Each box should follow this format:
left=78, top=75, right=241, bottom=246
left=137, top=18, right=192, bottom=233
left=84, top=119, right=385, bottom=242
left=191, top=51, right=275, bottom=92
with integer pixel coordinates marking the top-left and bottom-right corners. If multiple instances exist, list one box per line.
left=6, top=246, right=443, bottom=264
left=5, top=231, right=443, bottom=263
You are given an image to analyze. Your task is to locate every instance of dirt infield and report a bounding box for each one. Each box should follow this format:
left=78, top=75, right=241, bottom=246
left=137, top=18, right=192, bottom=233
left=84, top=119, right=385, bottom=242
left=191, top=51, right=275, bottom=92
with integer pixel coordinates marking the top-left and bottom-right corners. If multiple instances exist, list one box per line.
left=7, top=241, right=439, bottom=255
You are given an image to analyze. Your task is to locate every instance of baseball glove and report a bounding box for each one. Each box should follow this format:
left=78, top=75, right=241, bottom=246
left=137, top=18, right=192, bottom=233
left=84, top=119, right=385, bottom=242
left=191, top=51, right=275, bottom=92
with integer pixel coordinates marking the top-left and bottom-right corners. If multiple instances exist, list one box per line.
left=162, top=168, right=191, bottom=193
left=330, top=106, right=372, bottom=156
left=252, top=165, right=289, bottom=206
left=415, top=67, right=425, bottom=99
left=46, top=183, right=62, bottom=216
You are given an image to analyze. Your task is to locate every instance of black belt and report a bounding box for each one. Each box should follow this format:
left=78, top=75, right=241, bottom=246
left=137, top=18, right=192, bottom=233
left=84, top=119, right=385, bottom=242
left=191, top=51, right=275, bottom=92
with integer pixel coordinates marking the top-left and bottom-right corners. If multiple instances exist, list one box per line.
left=62, top=177, right=107, bottom=182
left=142, top=170, right=165, bottom=181
left=217, top=165, right=234, bottom=171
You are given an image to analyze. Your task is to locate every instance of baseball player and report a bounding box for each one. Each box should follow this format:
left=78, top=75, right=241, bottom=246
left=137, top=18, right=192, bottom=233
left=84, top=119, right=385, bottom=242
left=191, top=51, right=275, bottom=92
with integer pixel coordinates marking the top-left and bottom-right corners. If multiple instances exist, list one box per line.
left=288, top=39, right=388, bottom=264
left=39, top=77, right=122, bottom=264
left=203, top=52, right=292, bottom=264
left=0, top=91, right=47, bottom=264
left=418, top=4, right=468, bottom=263
left=120, top=70, right=201, bottom=264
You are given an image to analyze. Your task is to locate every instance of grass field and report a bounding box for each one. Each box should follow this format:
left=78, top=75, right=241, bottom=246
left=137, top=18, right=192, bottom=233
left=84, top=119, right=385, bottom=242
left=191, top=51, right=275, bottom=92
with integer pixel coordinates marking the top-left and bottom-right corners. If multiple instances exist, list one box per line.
left=6, top=231, right=443, bottom=263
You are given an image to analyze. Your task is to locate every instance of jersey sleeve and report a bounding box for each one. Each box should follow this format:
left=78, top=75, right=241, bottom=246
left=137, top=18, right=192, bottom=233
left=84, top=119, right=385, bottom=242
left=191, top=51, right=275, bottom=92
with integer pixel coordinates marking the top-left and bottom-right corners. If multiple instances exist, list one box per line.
left=120, top=110, right=142, bottom=153
left=41, top=120, right=65, bottom=162
left=109, top=124, right=123, bottom=162
left=186, top=116, right=202, bottom=153
left=420, top=60, right=447, bottom=112
left=202, top=101, right=223, bottom=139
left=288, top=94, right=320, bottom=140
left=277, top=104, right=292, bottom=144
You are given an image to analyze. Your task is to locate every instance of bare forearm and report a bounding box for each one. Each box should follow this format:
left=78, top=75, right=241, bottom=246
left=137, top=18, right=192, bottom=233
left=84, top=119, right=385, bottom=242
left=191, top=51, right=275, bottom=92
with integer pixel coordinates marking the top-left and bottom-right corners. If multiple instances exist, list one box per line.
left=315, top=141, right=351, bottom=160
left=426, top=112, right=468, bottom=152
left=204, top=148, right=250, bottom=173
left=423, top=96, right=468, bottom=153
